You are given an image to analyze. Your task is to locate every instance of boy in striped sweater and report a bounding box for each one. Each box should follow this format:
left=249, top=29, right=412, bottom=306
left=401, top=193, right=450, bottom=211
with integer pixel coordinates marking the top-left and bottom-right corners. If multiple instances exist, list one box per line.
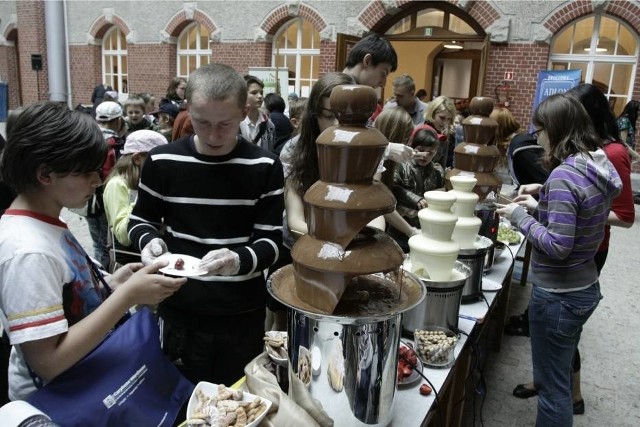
left=128, top=63, right=285, bottom=386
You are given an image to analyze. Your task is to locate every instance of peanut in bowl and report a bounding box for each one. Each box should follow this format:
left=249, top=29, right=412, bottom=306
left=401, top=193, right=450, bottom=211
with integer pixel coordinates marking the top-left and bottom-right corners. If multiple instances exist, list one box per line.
left=264, top=331, right=288, bottom=367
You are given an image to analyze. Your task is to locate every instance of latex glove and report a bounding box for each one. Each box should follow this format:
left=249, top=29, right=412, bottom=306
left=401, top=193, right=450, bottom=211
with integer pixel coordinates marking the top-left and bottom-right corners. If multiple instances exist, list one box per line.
left=384, top=142, right=413, bottom=163
left=513, top=194, right=538, bottom=212
left=199, top=248, right=240, bottom=276
left=141, top=238, right=169, bottom=265
left=410, top=227, right=421, bottom=237
left=495, top=203, right=521, bottom=221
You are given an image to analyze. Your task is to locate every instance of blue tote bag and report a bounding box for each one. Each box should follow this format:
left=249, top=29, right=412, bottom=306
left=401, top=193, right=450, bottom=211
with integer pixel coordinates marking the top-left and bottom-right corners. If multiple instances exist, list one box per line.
left=27, top=307, right=194, bottom=426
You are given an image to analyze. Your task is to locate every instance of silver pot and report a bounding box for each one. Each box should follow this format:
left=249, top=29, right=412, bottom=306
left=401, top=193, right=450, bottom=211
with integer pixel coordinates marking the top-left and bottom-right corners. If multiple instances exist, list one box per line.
left=267, top=267, right=425, bottom=427
left=403, top=261, right=472, bottom=333
left=459, top=236, right=492, bottom=303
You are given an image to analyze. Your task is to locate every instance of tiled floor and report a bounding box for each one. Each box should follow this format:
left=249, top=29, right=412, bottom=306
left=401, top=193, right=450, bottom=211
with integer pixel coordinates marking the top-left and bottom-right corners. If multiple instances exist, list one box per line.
left=463, top=210, right=640, bottom=426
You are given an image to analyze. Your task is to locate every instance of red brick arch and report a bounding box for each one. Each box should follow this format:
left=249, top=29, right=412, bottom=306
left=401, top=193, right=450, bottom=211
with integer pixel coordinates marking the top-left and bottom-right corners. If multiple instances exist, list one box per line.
left=362, top=1, right=493, bottom=35
left=543, top=0, right=639, bottom=42
left=261, top=3, right=327, bottom=36
left=163, top=8, right=217, bottom=39
left=88, top=14, right=131, bottom=40
left=3, top=21, right=17, bottom=42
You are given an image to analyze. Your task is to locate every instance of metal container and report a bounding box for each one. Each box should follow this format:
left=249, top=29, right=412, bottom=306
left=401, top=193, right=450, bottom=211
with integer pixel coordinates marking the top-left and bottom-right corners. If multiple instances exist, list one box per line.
left=403, top=261, right=472, bottom=334
left=458, top=236, right=493, bottom=303
left=267, top=267, right=425, bottom=427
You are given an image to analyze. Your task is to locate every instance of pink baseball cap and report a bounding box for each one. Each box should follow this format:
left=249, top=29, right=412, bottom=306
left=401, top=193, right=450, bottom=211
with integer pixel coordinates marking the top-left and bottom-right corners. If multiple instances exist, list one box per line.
left=121, top=130, right=168, bottom=155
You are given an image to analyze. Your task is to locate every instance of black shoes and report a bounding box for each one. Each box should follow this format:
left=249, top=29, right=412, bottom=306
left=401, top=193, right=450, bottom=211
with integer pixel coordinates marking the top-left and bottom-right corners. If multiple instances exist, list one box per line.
left=513, top=384, right=585, bottom=415
left=573, top=399, right=585, bottom=415
left=513, top=384, right=538, bottom=398
left=505, top=312, right=530, bottom=336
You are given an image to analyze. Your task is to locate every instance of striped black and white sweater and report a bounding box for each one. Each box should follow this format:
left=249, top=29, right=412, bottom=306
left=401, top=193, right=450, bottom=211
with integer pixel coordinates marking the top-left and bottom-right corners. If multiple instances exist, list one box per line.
left=128, top=134, right=284, bottom=316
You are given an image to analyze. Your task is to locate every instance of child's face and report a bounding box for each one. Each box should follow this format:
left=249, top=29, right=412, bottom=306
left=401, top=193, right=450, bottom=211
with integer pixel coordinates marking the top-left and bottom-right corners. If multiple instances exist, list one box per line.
left=47, top=171, right=102, bottom=210
left=431, top=109, right=452, bottom=132
left=246, top=83, right=264, bottom=112
left=190, top=94, right=248, bottom=156
left=126, top=106, right=144, bottom=124
left=413, top=145, right=438, bottom=167
left=157, top=112, right=172, bottom=127
left=317, top=97, right=338, bottom=133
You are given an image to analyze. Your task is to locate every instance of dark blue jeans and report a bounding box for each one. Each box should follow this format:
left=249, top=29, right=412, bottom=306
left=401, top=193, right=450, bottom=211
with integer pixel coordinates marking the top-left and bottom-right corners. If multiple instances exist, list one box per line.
left=529, top=283, right=601, bottom=426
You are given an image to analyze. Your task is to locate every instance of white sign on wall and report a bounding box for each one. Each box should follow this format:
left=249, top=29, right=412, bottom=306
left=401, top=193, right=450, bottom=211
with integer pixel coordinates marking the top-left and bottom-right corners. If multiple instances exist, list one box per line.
left=247, top=67, right=289, bottom=99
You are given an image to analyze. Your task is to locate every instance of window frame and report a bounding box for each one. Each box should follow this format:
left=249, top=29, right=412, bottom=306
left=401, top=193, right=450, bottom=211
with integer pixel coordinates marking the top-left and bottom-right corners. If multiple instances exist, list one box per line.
left=549, top=14, right=638, bottom=105
left=272, top=18, right=320, bottom=97
left=101, top=26, right=128, bottom=95
left=176, top=22, right=212, bottom=79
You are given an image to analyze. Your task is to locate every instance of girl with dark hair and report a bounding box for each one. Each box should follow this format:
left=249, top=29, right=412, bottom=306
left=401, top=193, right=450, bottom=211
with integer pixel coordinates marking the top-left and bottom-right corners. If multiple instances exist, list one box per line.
left=164, top=77, right=187, bottom=108
left=617, top=99, right=640, bottom=162
left=497, top=93, right=622, bottom=426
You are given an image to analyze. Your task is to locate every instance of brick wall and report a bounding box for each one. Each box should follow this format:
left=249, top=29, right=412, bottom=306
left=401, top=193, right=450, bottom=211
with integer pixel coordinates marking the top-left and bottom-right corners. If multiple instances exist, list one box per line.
left=210, top=42, right=271, bottom=74
left=319, top=40, right=336, bottom=75
left=16, top=1, right=48, bottom=104
left=483, top=43, right=551, bottom=130
left=69, top=45, right=101, bottom=106
left=127, top=44, right=175, bottom=103
left=0, top=45, right=20, bottom=109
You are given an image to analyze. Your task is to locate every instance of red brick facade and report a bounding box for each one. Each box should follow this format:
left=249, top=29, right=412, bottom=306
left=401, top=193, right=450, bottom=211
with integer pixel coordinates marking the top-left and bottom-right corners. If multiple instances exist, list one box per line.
left=2, top=0, right=639, bottom=166
left=483, top=43, right=551, bottom=128
left=16, top=1, right=48, bottom=105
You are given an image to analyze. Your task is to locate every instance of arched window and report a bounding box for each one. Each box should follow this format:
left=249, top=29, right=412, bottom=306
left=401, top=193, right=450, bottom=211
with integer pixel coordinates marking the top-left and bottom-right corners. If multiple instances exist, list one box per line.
left=177, top=22, right=211, bottom=78
left=102, top=27, right=128, bottom=94
left=385, top=8, right=477, bottom=36
left=272, top=18, right=320, bottom=97
left=549, top=15, right=638, bottom=115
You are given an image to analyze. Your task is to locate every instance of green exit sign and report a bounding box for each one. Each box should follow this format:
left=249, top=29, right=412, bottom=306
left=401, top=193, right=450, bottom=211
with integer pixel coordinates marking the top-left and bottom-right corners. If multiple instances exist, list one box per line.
left=424, top=28, right=432, bottom=36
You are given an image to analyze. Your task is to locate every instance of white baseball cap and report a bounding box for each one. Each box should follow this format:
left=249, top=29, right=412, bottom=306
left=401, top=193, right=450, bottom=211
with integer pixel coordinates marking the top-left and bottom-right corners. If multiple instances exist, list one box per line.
left=95, top=101, right=123, bottom=121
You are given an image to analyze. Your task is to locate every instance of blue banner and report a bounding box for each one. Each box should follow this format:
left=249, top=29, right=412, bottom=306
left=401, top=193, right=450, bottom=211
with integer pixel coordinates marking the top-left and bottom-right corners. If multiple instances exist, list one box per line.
left=532, top=69, right=582, bottom=113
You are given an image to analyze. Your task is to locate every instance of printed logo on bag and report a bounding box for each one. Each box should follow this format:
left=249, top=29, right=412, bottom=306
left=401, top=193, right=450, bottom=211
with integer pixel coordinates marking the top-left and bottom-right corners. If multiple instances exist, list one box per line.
left=103, top=365, right=148, bottom=408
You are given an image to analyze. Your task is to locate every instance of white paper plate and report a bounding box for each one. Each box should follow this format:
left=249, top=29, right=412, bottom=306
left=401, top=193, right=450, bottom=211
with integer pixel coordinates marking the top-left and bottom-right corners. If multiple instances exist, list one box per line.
left=186, top=381, right=272, bottom=427
left=482, top=278, right=502, bottom=292
left=156, top=253, right=207, bottom=277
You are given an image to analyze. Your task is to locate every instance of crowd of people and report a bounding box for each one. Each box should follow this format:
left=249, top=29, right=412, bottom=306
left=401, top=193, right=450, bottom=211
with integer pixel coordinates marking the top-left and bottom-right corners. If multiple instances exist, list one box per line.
left=0, top=32, right=637, bottom=427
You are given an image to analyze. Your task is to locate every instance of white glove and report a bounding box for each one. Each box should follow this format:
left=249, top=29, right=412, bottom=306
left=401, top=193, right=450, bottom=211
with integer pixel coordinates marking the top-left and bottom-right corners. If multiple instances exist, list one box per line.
left=141, top=238, right=169, bottom=265
left=384, top=142, right=413, bottom=163
left=199, top=248, right=240, bottom=276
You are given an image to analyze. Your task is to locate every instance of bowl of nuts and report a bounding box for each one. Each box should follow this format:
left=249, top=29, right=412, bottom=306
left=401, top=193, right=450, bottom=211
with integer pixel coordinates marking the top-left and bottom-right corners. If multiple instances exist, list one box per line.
left=414, top=327, right=459, bottom=369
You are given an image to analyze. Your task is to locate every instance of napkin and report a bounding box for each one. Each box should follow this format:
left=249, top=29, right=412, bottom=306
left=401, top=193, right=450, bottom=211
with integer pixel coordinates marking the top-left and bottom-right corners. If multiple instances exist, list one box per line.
left=244, top=352, right=333, bottom=427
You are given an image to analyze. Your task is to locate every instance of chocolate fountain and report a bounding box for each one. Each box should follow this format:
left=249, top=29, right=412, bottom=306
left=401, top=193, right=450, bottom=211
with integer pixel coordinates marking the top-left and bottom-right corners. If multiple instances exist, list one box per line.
left=268, top=85, right=425, bottom=426
left=445, top=96, right=502, bottom=200
left=445, top=96, right=500, bottom=297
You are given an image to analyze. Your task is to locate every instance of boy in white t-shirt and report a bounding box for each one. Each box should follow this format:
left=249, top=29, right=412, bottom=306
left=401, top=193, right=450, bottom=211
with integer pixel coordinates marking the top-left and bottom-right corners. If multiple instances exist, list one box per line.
left=0, top=102, right=186, bottom=401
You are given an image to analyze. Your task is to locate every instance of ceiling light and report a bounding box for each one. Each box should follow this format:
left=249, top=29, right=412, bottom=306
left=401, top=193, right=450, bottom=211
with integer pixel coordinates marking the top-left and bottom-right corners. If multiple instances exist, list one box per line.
left=583, top=46, right=608, bottom=52
left=443, top=41, right=463, bottom=50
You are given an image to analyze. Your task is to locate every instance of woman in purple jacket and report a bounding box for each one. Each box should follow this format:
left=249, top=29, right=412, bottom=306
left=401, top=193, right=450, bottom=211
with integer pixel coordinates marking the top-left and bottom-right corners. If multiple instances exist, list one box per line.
left=497, top=93, right=622, bottom=426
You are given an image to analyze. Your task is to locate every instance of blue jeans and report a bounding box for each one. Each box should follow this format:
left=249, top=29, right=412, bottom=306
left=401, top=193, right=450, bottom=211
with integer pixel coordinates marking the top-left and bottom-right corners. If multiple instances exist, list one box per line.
left=529, top=283, right=601, bottom=427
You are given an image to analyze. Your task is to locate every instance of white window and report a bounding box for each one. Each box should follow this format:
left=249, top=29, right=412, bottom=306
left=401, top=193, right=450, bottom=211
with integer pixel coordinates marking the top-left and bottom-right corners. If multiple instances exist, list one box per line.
left=177, top=22, right=211, bottom=78
left=102, top=27, right=128, bottom=94
left=272, top=18, right=320, bottom=97
left=549, top=15, right=638, bottom=116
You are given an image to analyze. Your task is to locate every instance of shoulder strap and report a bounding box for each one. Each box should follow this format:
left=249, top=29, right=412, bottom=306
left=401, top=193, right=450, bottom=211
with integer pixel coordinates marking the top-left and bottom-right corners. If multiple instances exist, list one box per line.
left=253, top=120, right=268, bottom=144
